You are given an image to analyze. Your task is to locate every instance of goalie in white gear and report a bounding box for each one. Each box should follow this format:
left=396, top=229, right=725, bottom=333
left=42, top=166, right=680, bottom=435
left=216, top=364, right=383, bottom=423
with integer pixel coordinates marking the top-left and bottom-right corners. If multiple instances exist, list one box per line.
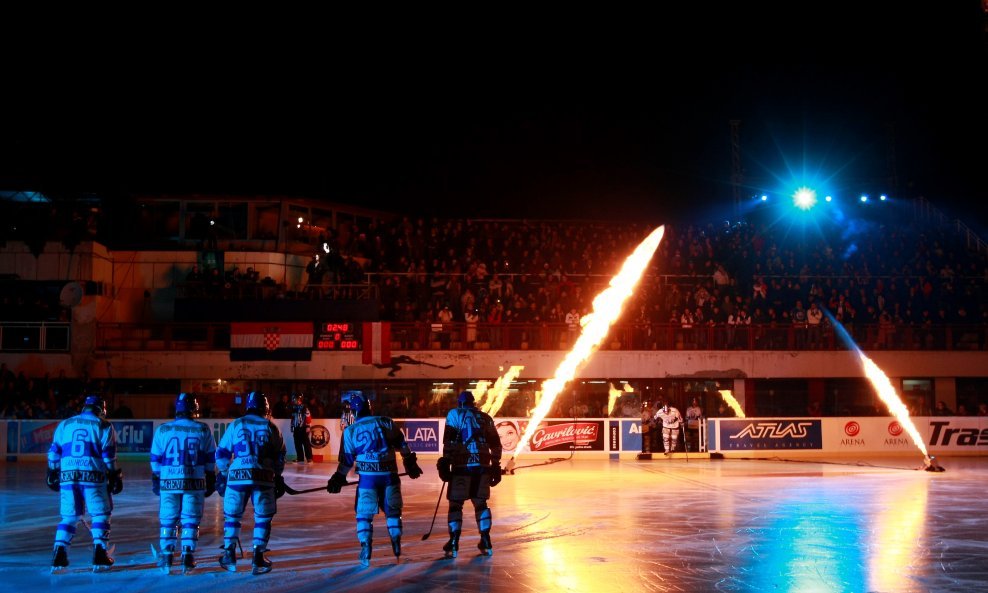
left=653, top=401, right=684, bottom=455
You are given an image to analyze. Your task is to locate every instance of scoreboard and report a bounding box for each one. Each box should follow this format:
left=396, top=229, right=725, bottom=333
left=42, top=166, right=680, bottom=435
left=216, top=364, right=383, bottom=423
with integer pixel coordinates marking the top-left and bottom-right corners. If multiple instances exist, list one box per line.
left=315, top=322, right=360, bottom=351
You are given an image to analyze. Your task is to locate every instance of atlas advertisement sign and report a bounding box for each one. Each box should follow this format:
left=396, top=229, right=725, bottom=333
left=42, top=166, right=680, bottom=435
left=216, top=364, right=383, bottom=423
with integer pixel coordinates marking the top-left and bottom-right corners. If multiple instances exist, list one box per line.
left=719, top=419, right=823, bottom=451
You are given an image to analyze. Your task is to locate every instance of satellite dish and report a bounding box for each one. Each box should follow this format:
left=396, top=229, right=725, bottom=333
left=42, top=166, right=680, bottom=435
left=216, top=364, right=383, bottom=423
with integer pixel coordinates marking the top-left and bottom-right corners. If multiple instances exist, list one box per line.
left=59, top=282, right=84, bottom=308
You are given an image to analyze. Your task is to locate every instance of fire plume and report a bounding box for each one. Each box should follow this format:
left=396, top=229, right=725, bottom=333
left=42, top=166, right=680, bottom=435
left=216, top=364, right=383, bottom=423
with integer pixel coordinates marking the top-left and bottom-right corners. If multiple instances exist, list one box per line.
left=718, top=390, right=746, bottom=419
left=508, top=226, right=664, bottom=467
left=481, top=365, right=525, bottom=418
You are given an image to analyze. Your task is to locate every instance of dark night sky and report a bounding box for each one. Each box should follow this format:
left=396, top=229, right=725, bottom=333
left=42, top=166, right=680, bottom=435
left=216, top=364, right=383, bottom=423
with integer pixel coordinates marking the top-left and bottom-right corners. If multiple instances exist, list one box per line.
left=2, top=4, right=987, bottom=226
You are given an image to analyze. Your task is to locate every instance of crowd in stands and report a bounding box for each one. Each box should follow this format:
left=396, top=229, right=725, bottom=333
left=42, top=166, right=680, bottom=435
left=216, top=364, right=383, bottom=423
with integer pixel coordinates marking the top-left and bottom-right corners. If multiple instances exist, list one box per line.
left=0, top=364, right=105, bottom=420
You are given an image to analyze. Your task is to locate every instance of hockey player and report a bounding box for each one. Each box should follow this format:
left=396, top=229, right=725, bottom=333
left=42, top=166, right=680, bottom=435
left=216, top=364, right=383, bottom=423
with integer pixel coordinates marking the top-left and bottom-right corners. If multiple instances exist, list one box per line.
left=436, top=390, right=503, bottom=558
left=289, top=393, right=313, bottom=464
left=653, top=400, right=684, bottom=455
left=149, top=392, right=217, bottom=573
left=47, top=394, right=122, bottom=573
left=326, top=392, right=423, bottom=567
left=215, top=392, right=287, bottom=575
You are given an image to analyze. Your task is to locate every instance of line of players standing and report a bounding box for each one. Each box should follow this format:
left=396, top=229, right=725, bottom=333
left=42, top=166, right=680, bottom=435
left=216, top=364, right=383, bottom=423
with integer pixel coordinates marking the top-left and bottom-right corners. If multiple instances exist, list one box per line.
left=45, top=389, right=503, bottom=574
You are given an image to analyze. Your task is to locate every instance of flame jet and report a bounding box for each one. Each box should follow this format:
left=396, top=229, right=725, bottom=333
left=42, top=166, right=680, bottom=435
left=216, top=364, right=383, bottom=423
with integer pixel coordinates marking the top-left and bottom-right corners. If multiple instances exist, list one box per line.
left=823, top=310, right=938, bottom=469
left=506, top=226, right=665, bottom=470
left=481, top=365, right=525, bottom=417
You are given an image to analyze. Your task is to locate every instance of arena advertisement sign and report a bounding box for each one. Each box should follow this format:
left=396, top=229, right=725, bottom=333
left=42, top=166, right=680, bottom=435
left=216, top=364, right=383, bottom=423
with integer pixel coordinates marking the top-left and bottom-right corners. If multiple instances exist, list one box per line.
left=396, top=420, right=440, bottom=453
left=527, top=420, right=605, bottom=452
left=16, top=420, right=60, bottom=454
left=719, top=419, right=823, bottom=450
left=111, top=421, right=154, bottom=453
left=926, top=418, right=988, bottom=452
left=618, top=420, right=644, bottom=451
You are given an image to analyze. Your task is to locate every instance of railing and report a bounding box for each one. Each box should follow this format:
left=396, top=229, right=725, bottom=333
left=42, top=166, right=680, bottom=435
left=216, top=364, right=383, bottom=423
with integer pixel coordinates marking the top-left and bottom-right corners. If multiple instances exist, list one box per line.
left=0, top=321, right=71, bottom=352
left=91, top=321, right=988, bottom=352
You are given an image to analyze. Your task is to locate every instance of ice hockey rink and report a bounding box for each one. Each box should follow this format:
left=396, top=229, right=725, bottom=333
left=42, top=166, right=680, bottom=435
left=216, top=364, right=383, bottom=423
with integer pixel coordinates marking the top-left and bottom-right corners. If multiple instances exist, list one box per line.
left=2, top=455, right=987, bottom=593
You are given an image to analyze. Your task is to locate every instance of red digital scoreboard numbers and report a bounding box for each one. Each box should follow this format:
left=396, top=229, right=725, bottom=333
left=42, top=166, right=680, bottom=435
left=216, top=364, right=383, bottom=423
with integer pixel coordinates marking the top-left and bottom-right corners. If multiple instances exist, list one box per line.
left=315, top=322, right=361, bottom=350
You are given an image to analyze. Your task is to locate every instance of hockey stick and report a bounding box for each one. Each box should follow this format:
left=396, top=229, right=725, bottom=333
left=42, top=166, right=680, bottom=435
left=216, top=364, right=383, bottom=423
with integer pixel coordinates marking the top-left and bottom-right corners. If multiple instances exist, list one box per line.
left=681, top=425, right=688, bottom=463
left=421, top=481, right=446, bottom=540
left=284, top=472, right=409, bottom=496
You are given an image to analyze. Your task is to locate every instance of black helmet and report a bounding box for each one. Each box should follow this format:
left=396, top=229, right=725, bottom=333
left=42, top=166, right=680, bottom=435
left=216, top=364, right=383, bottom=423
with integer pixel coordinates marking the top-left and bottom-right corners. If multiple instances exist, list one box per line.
left=175, top=392, right=200, bottom=418
left=457, top=390, right=475, bottom=408
left=348, top=392, right=372, bottom=418
left=246, top=391, right=270, bottom=416
left=83, top=394, right=107, bottom=417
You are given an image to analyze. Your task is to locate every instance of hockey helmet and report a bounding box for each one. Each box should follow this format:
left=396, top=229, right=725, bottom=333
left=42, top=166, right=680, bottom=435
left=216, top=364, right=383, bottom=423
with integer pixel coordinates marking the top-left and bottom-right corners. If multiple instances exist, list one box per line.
left=457, top=390, right=475, bottom=408
left=291, top=392, right=303, bottom=405
left=348, top=392, right=372, bottom=418
left=246, top=391, right=270, bottom=416
left=175, top=392, right=200, bottom=418
left=83, top=394, right=107, bottom=417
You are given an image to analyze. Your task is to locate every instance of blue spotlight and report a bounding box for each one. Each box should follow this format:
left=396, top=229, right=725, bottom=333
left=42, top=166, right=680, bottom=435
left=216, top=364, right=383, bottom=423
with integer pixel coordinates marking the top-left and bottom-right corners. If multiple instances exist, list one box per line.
left=792, top=187, right=817, bottom=210
left=825, top=195, right=833, bottom=202
left=860, top=195, right=868, bottom=203
left=879, top=194, right=887, bottom=201
left=760, top=195, right=768, bottom=202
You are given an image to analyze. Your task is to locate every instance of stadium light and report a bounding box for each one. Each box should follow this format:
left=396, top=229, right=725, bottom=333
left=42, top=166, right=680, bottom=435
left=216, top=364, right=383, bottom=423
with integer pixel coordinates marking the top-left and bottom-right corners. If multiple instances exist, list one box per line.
left=792, top=187, right=817, bottom=210
left=860, top=195, right=869, bottom=203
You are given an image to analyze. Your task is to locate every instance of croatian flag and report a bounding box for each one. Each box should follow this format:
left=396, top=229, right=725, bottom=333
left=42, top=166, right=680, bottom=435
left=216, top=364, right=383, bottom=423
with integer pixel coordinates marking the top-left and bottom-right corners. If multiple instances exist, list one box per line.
left=230, top=322, right=313, bottom=361
left=362, top=322, right=391, bottom=365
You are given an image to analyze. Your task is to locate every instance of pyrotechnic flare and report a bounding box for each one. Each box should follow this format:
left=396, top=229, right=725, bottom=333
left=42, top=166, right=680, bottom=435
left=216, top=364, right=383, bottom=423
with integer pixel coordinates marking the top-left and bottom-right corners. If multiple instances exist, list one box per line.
left=717, top=390, right=746, bottom=418
left=506, top=226, right=665, bottom=471
left=824, top=310, right=942, bottom=471
left=607, top=382, right=635, bottom=416
left=481, top=366, right=525, bottom=417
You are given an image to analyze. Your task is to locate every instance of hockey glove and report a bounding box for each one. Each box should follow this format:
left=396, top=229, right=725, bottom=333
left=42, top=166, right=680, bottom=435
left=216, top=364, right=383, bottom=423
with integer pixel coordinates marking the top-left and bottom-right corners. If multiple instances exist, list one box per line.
left=403, top=452, right=423, bottom=479
left=274, top=474, right=286, bottom=499
left=108, top=468, right=123, bottom=495
left=489, top=464, right=502, bottom=487
left=205, top=472, right=216, bottom=497
left=46, top=468, right=60, bottom=492
left=326, top=471, right=348, bottom=494
left=215, top=473, right=227, bottom=497
left=151, top=472, right=160, bottom=495
left=436, top=456, right=453, bottom=482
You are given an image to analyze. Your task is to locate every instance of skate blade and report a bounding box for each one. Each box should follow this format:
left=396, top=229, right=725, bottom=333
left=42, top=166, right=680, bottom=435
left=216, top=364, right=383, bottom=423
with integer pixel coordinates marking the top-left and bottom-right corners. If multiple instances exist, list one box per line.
left=251, top=565, right=272, bottom=575
left=479, top=548, right=493, bottom=557
left=443, top=550, right=457, bottom=559
left=92, top=564, right=112, bottom=573
left=50, top=566, right=68, bottom=574
left=359, top=558, right=370, bottom=568
left=219, top=563, right=236, bottom=573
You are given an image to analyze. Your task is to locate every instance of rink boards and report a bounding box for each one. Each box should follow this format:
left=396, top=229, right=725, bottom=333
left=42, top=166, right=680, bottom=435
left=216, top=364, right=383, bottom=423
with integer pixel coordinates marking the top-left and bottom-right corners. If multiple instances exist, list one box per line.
left=4, top=416, right=987, bottom=462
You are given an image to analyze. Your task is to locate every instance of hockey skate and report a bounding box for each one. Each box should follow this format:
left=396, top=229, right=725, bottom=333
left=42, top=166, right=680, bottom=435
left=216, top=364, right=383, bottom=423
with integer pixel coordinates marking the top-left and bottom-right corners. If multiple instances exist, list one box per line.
left=442, top=531, right=460, bottom=559
left=390, top=534, right=401, bottom=560
left=359, top=542, right=372, bottom=567
left=181, top=546, right=196, bottom=574
left=478, top=530, right=493, bottom=556
left=218, top=543, right=238, bottom=572
left=153, top=545, right=174, bottom=574
left=251, top=546, right=272, bottom=575
left=51, top=545, right=69, bottom=573
left=92, top=544, right=114, bottom=572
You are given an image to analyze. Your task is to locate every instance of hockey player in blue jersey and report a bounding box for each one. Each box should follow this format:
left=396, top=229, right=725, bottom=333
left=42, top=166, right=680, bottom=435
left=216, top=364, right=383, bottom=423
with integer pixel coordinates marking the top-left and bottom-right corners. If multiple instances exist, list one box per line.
left=215, top=392, right=286, bottom=575
left=47, top=394, right=122, bottom=573
left=436, top=390, right=503, bottom=558
left=150, top=392, right=217, bottom=573
left=326, top=392, right=423, bottom=567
